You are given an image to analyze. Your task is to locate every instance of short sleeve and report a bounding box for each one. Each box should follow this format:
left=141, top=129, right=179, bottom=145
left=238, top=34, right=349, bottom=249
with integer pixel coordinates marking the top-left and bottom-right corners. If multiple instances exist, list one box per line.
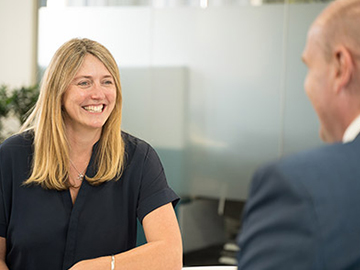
left=136, top=146, right=179, bottom=223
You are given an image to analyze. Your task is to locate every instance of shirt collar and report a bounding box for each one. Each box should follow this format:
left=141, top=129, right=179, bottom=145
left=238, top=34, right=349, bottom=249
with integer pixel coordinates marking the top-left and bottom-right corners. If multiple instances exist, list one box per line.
left=342, top=114, right=360, bottom=143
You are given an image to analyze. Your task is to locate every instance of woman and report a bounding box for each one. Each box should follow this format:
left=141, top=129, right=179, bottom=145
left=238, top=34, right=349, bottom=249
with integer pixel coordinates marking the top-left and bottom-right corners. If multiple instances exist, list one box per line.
left=0, top=38, right=182, bottom=270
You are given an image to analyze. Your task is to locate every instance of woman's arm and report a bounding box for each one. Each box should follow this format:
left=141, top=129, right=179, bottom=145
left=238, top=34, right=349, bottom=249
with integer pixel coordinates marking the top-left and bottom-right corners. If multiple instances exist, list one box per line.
left=0, top=237, right=9, bottom=270
left=69, top=203, right=183, bottom=270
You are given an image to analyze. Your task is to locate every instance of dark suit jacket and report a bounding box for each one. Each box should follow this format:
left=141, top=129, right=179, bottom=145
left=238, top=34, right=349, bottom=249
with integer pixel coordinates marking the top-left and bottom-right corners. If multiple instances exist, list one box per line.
left=237, top=135, right=360, bottom=270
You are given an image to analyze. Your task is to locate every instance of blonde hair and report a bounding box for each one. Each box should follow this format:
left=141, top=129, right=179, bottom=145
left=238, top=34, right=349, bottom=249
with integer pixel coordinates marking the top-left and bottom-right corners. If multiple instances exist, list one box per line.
left=22, top=38, right=125, bottom=190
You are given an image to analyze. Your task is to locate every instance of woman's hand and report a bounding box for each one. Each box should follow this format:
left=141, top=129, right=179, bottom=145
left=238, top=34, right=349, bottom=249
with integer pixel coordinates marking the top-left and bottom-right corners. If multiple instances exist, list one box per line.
left=68, top=256, right=110, bottom=270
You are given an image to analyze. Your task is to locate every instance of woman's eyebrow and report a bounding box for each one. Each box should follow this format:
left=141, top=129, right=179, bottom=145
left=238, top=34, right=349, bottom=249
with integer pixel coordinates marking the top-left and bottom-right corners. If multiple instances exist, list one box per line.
left=73, top=75, right=92, bottom=81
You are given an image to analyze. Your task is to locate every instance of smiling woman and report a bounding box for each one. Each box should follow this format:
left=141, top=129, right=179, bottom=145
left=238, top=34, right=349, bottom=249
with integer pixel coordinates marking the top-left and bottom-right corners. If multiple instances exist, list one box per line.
left=22, top=38, right=125, bottom=190
left=0, top=38, right=182, bottom=270
left=62, top=54, right=117, bottom=137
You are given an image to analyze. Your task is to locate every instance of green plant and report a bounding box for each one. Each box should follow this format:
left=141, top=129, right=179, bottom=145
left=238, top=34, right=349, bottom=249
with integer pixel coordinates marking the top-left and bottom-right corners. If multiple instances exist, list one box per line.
left=10, top=85, right=39, bottom=124
left=0, top=85, right=11, bottom=117
left=0, top=84, right=40, bottom=143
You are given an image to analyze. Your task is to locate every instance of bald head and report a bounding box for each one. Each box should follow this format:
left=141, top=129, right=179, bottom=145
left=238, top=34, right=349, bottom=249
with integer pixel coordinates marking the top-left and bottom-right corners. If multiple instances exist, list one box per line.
left=314, top=0, right=360, bottom=62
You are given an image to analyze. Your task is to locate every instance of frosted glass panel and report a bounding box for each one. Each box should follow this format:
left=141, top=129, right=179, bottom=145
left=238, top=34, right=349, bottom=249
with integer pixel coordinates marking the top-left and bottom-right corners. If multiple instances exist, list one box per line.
left=38, top=3, right=328, bottom=201
left=38, top=7, right=152, bottom=67
left=121, top=67, right=186, bottom=150
left=120, top=67, right=187, bottom=194
left=150, top=7, right=285, bottom=200
left=282, top=4, right=327, bottom=155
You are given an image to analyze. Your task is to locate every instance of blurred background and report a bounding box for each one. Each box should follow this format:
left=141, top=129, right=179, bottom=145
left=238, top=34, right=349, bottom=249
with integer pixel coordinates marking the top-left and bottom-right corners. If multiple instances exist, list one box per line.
left=0, top=0, right=331, bottom=266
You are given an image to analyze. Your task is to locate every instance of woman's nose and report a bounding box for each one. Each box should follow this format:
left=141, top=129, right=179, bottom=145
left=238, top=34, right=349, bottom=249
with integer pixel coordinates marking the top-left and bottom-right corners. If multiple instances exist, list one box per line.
left=90, top=83, right=106, bottom=99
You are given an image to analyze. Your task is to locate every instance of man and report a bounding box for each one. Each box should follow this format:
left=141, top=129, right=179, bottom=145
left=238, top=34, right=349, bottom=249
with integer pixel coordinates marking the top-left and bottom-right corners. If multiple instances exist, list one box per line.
left=237, top=0, right=360, bottom=269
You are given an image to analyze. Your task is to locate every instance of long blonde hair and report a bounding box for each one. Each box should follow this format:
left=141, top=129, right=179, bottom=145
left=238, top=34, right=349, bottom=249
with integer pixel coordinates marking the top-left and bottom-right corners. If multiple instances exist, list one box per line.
left=22, top=38, right=125, bottom=190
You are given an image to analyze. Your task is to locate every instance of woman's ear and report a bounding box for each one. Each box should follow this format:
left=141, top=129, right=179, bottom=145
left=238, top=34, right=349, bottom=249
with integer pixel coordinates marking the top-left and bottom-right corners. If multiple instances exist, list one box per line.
left=333, top=45, right=354, bottom=93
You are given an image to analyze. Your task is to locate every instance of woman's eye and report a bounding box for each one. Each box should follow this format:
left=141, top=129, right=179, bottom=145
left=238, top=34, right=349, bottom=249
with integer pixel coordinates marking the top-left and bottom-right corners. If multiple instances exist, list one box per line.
left=103, top=80, right=113, bottom=85
left=78, top=81, right=90, bottom=86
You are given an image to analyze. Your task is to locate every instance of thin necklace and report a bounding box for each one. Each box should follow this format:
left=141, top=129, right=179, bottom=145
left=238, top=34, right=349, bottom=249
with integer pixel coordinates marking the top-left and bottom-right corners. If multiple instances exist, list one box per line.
left=69, top=159, right=86, bottom=181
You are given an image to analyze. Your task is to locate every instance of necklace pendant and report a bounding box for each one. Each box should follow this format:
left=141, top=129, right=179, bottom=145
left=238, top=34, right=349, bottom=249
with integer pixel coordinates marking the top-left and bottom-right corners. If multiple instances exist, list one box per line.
left=70, top=159, right=86, bottom=181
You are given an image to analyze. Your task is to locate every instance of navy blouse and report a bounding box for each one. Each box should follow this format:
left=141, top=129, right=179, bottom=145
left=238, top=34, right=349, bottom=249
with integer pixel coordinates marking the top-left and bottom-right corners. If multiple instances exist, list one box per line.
left=0, top=131, right=179, bottom=270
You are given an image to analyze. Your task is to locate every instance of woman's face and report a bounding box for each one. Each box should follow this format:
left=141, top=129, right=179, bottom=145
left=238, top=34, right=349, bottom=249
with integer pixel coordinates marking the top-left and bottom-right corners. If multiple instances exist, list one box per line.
left=62, top=54, right=117, bottom=134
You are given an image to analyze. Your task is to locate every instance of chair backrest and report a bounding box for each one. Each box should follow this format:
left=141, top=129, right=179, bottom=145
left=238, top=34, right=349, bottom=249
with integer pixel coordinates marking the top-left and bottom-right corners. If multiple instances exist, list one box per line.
left=182, top=266, right=237, bottom=270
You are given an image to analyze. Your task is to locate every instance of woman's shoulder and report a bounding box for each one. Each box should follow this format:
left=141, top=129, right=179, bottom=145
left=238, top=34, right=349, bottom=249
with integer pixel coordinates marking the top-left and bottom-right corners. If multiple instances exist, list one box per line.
left=0, top=130, right=34, bottom=151
left=122, top=131, right=151, bottom=151
left=121, top=131, right=159, bottom=160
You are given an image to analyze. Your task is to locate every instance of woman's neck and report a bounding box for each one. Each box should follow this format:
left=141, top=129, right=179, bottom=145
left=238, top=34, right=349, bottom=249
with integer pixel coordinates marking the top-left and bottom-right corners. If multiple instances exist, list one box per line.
left=66, top=127, right=101, bottom=160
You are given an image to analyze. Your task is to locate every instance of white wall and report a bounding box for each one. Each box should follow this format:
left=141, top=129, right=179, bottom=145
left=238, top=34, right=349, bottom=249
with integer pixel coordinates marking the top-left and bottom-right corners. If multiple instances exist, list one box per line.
left=0, top=0, right=38, bottom=88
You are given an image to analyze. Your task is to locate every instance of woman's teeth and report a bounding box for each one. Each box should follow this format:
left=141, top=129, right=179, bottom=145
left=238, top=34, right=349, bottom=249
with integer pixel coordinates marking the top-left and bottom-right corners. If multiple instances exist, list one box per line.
left=83, top=105, right=104, bottom=113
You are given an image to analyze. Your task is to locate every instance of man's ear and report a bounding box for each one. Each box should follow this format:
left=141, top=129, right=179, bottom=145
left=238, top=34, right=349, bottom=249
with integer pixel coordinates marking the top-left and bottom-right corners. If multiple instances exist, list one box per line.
left=333, top=45, right=353, bottom=93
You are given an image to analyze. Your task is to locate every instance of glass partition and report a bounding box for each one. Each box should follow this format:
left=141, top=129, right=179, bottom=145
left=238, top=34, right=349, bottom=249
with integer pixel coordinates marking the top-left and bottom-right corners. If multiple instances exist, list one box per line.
left=38, top=1, right=329, bottom=200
